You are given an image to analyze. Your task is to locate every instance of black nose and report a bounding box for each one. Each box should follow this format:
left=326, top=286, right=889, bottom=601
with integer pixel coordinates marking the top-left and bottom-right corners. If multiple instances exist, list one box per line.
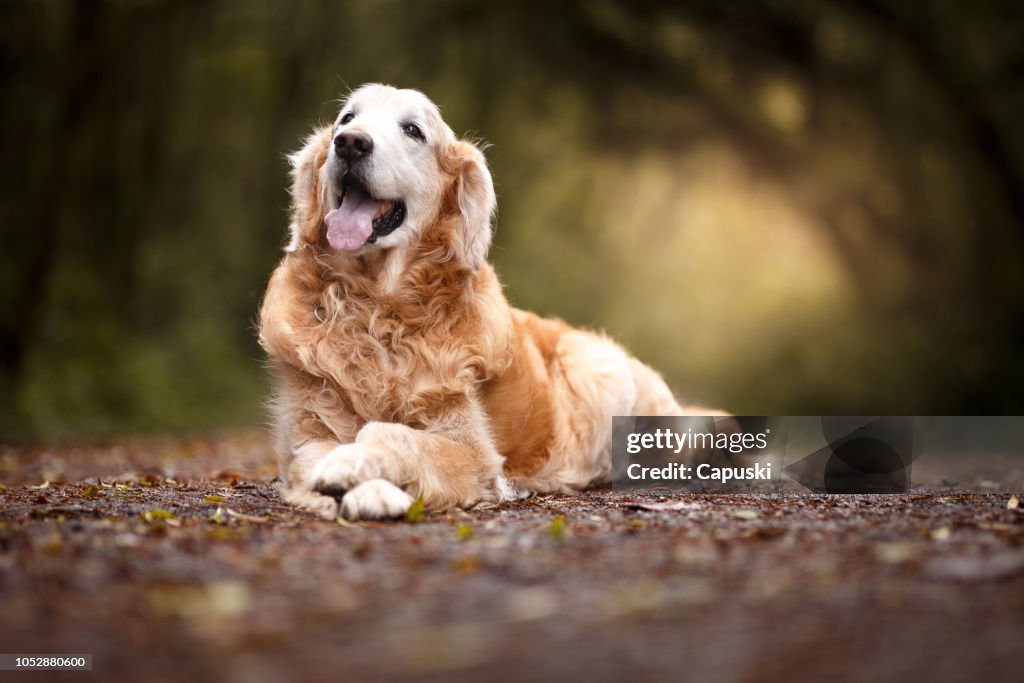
left=334, top=131, right=374, bottom=160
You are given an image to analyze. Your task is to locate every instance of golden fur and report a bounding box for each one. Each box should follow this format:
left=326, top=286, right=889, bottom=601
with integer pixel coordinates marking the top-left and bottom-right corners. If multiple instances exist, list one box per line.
left=259, top=84, right=691, bottom=520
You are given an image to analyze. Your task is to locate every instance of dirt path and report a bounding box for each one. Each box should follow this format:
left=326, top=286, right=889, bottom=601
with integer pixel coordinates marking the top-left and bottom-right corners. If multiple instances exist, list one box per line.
left=1, top=432, right=1022, bottom=682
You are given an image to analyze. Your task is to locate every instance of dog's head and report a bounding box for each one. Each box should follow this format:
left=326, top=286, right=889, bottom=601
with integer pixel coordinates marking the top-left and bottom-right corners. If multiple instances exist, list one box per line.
left=286, top=84, right=496, bottom=271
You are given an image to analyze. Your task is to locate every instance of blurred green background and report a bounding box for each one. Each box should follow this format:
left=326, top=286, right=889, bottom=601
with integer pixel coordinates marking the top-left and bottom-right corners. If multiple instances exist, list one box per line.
left=2, top=0, right=1023, bottom=439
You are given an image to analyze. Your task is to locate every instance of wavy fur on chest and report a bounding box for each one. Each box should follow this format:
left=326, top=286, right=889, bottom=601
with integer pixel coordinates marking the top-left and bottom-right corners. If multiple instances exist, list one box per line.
left=259, top=236, right=513, bottom=434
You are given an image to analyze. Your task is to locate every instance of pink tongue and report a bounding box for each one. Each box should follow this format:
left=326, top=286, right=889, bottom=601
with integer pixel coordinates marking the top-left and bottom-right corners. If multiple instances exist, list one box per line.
left=324, top=192, right=385, bottom=252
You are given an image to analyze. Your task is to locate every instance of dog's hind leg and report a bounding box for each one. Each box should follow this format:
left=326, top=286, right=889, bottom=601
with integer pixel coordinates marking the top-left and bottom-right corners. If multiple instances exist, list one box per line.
left=628, top=357, right=684, bottom=416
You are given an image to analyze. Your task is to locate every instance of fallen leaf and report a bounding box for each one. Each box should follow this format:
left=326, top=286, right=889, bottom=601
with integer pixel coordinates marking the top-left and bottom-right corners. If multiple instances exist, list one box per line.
left=405, top=498, right=425, bottom=523
left=29, top=481, right=50, bottom=490
left=0, top=482, right=7, bottom=492
left=505, top=587, right=558, bottom=621
left=943, top=494, right=975, bottom=503
left=930, top=526, right=951, bottom=541
left=732, top=510, right=759, bottom=520
left=81, top=484, right=99, bottom=498
left=1009, top=495, right=1020, bottom=510
left=225, top=508, right=268, bottom=523
left=42, top=537, right=64, bottom=554
left=149, top=581, right=251, bottom=618
left=454, top=522, right=473, bottom=540
left=141, top=509, right=176, bottom=522
left=451, top=554, right=480, bottom=573
left=206, top=581, right=251, bottom=616
left=874, top=543, right=918, bottom=564
left=546, top=515, right=568, bottom=541
left=203, top=494, right=225, bottom=505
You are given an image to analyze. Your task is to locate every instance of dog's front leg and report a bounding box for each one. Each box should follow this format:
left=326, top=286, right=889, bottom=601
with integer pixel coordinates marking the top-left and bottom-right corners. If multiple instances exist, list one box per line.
left=278, top=440, right=350, bottom=520
left=309, top=413, right=508, bottom=520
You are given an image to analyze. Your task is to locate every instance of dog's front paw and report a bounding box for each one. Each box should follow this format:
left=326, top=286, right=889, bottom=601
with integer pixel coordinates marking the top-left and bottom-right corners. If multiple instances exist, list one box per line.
left=281, top=486, right=340, bottom=520
left=309, top=443, right=387, bottom=495
left=341, top=479, right=414, bottom=520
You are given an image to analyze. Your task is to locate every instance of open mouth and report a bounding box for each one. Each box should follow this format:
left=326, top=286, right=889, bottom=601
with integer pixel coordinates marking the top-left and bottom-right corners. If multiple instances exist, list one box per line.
left=323, top=174, right=406, bottom=252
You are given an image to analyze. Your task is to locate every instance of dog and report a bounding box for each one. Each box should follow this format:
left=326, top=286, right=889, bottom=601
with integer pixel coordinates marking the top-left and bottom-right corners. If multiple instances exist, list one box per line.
left=259, top=83, right=711, bottom=520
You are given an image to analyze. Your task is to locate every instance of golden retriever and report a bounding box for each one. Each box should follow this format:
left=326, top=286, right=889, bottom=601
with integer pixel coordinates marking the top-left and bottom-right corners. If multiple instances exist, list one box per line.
left=259, top=83, right=699, bottom=520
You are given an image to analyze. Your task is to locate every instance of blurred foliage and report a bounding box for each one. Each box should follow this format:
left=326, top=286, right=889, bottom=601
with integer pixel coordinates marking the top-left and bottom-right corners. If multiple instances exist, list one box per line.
left=1, top=0, right=1023, bottom=439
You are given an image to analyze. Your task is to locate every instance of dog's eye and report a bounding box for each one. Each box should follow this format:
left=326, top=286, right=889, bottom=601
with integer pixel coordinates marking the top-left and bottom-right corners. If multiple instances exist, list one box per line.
left=340, top=111, right=355, bottom=125
left=402, top=122, right=425, bottom=142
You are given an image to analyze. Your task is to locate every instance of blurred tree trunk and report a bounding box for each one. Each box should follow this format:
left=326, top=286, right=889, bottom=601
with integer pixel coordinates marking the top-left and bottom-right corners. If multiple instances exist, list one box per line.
left=0, top=0, right=101, bottom=383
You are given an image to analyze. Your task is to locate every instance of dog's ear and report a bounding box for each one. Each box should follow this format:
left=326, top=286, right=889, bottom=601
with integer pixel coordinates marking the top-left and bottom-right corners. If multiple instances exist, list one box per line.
left=445, top=139, right=496, bottom=271
left=284, top=126, right=333, bottom=252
